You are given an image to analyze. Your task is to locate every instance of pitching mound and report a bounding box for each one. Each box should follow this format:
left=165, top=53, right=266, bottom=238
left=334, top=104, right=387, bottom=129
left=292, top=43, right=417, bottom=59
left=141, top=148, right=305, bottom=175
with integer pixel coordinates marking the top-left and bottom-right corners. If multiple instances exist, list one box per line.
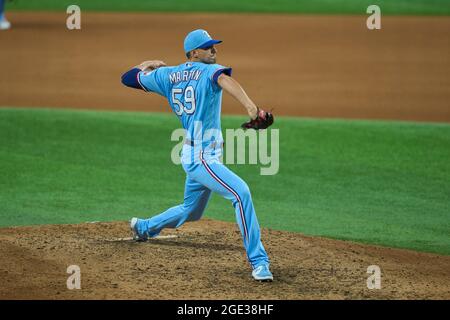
left=0, top=219, right=448, bottom=299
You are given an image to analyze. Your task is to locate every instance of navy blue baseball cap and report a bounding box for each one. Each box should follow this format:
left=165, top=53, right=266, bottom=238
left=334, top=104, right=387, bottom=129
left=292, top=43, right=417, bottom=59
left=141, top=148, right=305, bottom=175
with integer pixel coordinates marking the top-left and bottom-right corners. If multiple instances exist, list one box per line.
left=184, top=29, right=222, bottom=54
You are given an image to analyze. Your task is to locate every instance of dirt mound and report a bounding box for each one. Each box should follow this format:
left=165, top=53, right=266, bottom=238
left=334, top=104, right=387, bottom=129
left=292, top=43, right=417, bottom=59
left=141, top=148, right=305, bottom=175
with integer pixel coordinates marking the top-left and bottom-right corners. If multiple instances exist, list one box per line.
left=0, top=219, right=448, bottom=299
left=1, top=12, right=450, bottom=122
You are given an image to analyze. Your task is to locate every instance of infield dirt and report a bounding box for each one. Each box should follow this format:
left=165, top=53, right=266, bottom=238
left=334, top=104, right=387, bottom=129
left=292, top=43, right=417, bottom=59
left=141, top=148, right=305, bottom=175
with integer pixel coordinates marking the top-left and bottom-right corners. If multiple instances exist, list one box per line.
left=1, top=12, right=449, bottom=299
left=1, top=220, right=449, bottom=299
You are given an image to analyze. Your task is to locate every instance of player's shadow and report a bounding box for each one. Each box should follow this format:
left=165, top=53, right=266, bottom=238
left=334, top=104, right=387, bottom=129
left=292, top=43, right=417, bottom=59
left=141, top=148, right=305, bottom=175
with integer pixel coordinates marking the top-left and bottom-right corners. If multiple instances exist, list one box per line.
left=100, top=234, right=243, bottom=251
left=141, top=237, right=242, bottom=252
left=105, top=237, right=244, bottom=251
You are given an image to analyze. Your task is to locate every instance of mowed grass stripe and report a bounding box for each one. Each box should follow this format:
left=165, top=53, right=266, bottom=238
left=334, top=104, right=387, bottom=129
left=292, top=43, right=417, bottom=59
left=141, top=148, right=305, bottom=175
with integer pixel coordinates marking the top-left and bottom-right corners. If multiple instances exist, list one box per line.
left=0, top=107, right=449, bottom=255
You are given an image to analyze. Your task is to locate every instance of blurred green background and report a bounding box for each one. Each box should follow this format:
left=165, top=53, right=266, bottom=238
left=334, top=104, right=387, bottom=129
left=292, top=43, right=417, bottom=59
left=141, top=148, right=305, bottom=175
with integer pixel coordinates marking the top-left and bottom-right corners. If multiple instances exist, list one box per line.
left=1, top=108, right=449, bottom=255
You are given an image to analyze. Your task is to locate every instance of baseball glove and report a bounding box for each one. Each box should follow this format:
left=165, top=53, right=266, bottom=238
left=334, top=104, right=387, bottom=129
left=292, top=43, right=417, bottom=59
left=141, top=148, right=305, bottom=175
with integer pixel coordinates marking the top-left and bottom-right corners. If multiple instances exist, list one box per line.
left=241, top=108, right=274, bottom=130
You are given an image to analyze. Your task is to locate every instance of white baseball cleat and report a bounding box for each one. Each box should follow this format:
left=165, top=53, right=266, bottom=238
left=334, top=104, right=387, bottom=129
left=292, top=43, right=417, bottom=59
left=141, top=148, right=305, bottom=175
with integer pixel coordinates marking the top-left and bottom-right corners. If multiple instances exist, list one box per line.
left=252, top=264, right=273, bottom=282
left=130, top=217, right=162, bottom=241
left=130, top=217, right=148, bottom=241
left=0, top=19, right=11, bottom=30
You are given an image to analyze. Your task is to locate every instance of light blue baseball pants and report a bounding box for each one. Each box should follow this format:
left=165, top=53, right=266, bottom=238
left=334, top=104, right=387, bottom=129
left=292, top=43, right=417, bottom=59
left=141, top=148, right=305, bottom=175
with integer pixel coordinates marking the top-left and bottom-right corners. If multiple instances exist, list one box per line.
left=137, top=145, right=270, bottom=269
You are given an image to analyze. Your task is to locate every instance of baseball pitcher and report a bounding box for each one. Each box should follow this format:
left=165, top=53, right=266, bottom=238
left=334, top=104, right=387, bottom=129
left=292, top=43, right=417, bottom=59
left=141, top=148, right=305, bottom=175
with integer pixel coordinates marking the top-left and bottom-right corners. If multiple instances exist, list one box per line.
left=121, top=29, right=274, bottom=281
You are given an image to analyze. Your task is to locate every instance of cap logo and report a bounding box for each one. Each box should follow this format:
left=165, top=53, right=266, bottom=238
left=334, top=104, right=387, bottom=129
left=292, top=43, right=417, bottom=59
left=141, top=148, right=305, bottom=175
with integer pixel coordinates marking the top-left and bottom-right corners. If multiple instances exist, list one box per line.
left=203, top=31, right=211, bottom=38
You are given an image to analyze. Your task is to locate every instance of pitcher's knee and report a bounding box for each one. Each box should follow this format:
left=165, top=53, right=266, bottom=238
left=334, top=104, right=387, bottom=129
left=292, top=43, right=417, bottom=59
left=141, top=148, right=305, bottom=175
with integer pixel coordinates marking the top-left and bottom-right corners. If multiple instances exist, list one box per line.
left=235, top=182, right=251, bottom=200
left=184, top=205, right=204, bottom=222
left=187, top=211, right=202, bottom=221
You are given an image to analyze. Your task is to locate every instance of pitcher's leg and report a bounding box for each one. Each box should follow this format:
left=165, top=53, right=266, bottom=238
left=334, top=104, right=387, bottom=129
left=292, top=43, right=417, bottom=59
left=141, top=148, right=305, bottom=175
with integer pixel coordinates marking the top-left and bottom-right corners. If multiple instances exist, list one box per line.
left=190, top=157, right=270, bottom=269
left=135, top=176, right=211, bottom=237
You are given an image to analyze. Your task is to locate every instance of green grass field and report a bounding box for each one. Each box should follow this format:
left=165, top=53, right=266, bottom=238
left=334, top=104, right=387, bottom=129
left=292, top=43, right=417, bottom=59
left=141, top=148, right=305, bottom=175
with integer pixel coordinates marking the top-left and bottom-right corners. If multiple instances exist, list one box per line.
left=7, top=0, right=450, bottom=15
left=1, top=108, right=449, bottom=255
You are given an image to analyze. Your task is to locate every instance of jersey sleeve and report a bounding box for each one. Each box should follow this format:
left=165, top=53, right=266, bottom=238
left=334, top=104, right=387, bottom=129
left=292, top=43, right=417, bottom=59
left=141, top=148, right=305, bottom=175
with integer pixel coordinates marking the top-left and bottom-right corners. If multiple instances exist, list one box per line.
left=137, top=67, right=170, bottom=97
left=207, top=64, right=233, bottom=87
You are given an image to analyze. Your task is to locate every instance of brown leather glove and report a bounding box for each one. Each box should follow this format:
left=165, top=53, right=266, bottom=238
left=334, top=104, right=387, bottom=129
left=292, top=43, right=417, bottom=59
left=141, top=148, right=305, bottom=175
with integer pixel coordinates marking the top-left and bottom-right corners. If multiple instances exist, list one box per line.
left=241, top=108, right=274, bottom=130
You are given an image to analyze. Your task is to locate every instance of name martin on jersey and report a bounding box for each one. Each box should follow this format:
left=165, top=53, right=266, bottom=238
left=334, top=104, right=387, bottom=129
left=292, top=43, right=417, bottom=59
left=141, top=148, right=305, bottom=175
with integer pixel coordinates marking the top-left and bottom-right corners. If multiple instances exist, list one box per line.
left=169, top=70, right=202, bottom=84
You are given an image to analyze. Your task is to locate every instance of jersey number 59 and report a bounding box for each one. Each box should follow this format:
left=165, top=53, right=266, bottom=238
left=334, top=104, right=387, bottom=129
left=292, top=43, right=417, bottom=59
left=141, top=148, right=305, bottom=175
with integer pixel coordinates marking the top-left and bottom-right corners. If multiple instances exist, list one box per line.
left=171, top=86, right=196, bottom=116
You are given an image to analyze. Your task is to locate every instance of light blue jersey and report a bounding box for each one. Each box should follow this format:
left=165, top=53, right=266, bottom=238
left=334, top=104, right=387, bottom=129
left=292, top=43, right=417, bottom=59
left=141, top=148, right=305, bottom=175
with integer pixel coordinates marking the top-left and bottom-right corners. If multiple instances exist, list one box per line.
left=138, top=62, right=232, bottom=148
